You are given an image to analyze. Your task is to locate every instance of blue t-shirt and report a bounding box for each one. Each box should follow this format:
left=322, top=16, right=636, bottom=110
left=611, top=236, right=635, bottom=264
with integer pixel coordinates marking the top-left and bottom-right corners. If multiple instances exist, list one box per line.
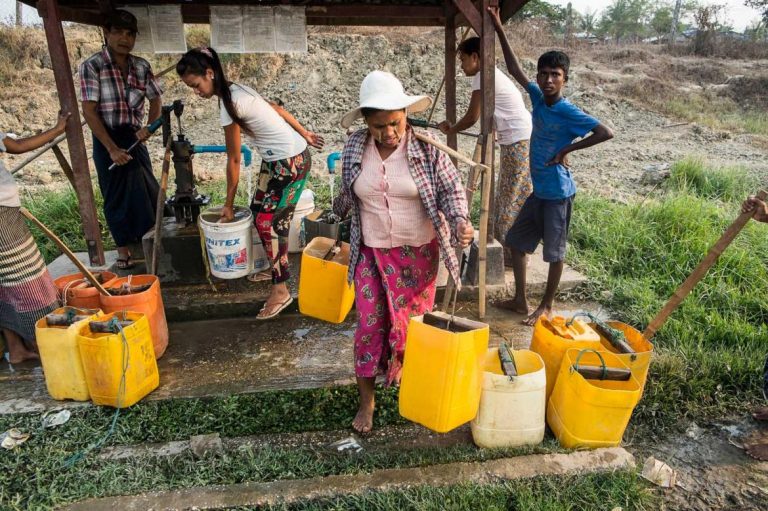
left=526, top=82, right=599, bottom=200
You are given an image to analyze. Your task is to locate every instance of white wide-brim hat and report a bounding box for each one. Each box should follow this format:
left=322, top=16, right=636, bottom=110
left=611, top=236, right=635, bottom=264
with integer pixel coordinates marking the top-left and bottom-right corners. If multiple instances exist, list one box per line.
left=340, top=70, right=432, bottom=129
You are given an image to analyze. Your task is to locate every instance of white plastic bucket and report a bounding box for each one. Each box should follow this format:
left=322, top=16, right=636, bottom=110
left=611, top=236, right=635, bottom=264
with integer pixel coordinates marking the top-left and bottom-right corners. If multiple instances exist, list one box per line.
left=288, top=189, right=315, bottom=253
left=199, top=206, right=253, bottom=279
left=250, top=226, right=271, bottom=273
left=471, top=348, right=546, bottom=448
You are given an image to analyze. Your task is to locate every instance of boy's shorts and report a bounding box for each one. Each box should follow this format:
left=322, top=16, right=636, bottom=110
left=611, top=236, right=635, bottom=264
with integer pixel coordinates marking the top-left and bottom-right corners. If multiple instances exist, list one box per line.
left=504, top=194, right=574, bottom=263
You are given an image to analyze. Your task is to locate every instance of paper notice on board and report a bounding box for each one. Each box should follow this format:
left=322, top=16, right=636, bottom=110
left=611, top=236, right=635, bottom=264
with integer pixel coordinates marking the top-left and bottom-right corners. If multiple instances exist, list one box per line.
left=243, top=6, right=276, bottom=53
left=121, top=5, right=154, bottom=53
left=211, top=6, right=244, bottom=53
left=274, top=6, right=307, bottom=53
left=149, top=5, right=187, bottom=53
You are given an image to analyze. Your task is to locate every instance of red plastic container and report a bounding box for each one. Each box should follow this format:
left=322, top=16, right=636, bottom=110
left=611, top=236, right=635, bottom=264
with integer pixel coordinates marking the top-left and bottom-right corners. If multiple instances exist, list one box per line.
left=99, top=275, right=168, bottom=359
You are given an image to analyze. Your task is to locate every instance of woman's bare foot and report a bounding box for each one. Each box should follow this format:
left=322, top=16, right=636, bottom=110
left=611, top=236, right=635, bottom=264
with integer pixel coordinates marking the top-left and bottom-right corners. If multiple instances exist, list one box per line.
left=524, top=304, right=552, bottom=326
left=498, top=297, right=530, bottom=315
left=353, top=376, right=376, bottom=434
left=352, top=402, right=375, bottom=434
left=4, top=330, right=40, bottom=364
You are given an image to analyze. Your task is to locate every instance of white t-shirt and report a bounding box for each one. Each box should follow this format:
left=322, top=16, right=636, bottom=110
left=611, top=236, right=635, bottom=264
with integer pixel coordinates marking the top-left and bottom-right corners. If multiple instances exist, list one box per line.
left=219, top=84, right=307, bottom=162
left=0, top=134, right=21, bottom=208
left=472, top=67, right=532, bottom=145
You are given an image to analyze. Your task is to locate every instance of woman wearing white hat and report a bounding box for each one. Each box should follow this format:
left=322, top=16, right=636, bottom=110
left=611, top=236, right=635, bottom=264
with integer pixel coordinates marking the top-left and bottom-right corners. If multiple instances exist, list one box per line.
left=334, top=71, right=474, bottom=433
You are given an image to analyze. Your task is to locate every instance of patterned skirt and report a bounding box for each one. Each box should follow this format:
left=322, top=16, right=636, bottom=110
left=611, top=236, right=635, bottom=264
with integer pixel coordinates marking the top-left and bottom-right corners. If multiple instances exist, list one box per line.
left=0, top=206, right=59, bottom=342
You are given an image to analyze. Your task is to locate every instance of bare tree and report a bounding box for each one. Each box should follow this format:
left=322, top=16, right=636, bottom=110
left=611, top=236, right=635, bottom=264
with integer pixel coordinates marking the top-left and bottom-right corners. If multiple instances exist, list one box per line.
left=669, top=0, right=683, bottom=44
left=16, top=1, right=23, bottom=26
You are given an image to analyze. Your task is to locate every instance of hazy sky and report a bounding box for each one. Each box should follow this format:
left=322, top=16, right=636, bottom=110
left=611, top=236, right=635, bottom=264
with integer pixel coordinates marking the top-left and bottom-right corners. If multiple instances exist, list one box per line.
left=1, top=0, right=763, bottom=31
left=550, top=0, right=763, bottom=31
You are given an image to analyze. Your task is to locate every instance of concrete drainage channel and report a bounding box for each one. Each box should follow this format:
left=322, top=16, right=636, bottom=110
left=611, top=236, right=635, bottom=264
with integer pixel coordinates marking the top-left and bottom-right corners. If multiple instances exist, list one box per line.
left=66, top=447, right=635, bottom=510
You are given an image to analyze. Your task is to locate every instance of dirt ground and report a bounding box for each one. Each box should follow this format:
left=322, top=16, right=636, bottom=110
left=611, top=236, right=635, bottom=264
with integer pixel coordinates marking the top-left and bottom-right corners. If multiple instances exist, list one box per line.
left=3, top=25, right=767, bottom=201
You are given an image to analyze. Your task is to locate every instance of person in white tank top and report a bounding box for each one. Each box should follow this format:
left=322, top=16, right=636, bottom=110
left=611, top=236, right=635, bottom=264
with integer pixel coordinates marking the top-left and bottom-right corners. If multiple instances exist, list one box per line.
left=177, top=47, right=324, bottom=320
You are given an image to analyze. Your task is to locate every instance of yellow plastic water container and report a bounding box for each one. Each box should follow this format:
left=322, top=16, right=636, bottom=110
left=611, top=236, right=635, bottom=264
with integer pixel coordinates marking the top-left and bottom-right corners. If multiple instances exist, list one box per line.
left=547, top=348, right=641, bottom=449
left=530, top=315, right=603, bottom=402
left=399, top=312, right=489, bottom=433
left=298, top=236, right=355, bottom=323
left=471, top=348, right=546, bottom=448
left=594, top=321, right=654, bottom=393
left=77, top=311, right=159, bottom=408
left=549, top=316, right=600, bottom=341
left=35, top=307, right=102, bottom=401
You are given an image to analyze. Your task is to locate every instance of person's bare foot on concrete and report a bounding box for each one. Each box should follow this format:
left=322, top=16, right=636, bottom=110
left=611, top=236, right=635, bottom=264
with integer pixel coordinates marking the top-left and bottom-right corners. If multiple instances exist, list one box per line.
left=498, top=297, right=530, bottom=315
left=753, top=406, right=768, bottom=422
left=523, top=303, right=552, bottom=326
left=4, top=330, right=40, bottom=364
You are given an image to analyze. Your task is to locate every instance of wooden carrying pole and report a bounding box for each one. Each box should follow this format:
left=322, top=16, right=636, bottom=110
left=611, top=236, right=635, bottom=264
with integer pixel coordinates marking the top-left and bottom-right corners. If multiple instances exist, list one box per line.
left=643, top=189, right=767, bottom=339
left=19, top=207, right=109, bottom=296
left=150, top=137, right=174, bottom=275
left=442, top=137, right=484, bottom=311
left=412, top=131, right=489, bottom=171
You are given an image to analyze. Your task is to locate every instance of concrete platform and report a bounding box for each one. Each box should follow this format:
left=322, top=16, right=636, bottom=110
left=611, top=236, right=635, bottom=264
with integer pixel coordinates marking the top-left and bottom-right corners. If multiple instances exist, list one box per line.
left=0, top=300, right=603, bottom=415
left=47, top=244, right=588, bottom=321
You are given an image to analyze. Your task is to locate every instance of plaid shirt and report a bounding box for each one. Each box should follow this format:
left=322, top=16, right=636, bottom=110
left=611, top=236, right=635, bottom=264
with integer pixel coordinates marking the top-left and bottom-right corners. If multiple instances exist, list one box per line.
left=334, top=127, right=469, bottom=287
left=79, top=47, right=162, bottom=130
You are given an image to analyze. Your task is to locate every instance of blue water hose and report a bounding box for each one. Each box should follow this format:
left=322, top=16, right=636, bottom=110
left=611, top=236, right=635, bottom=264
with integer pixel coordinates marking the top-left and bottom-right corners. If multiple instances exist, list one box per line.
left=192, top=144, right=253, bottom=167
left=326, top=152, right=341, bottom=207
left=326, top=152, right=341, bottom=174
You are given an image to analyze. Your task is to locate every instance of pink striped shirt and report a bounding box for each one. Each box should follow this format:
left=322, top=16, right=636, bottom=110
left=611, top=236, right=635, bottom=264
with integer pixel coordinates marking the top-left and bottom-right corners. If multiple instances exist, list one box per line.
left=353, top=132, right=435, bottom=248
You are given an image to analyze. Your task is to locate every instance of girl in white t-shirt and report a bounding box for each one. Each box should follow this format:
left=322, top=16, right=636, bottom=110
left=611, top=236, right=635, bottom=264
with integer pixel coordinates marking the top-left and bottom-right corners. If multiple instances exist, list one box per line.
left=177, top=47, right=324, bottom=320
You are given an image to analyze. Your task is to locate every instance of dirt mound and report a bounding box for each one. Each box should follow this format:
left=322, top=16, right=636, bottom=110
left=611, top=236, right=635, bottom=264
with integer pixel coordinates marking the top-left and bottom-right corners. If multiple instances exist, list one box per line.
left=0, top=24, right=766, bottom=202
left=722, top=75, right=768, bottom=110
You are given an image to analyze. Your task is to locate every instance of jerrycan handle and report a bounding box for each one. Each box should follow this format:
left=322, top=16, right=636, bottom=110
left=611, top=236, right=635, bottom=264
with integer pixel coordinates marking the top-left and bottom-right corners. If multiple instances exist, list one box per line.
left=571, top=349, right=607, bottom=379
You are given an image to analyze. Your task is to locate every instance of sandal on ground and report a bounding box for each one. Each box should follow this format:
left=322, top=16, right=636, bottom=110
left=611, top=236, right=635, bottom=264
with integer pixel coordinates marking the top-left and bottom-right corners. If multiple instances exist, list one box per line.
left=256, top=296, right=293, bottom=320
left=115, top=256, right=135, bottom=270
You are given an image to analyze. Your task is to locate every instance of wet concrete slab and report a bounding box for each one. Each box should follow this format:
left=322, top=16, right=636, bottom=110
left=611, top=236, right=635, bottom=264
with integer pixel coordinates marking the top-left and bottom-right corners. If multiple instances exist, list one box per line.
left=66, top=447, right=635, bottom=510
left=0, top=299, right=605, bottom=415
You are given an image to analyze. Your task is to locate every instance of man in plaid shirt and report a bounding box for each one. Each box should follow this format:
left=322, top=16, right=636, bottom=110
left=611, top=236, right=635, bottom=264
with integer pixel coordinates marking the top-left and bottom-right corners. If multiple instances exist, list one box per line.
left=80, top=10, right=163, bottom=269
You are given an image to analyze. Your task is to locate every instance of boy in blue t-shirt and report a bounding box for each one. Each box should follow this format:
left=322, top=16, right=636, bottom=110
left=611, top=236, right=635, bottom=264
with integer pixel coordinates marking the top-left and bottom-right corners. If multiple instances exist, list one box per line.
left=489, top=7, right=614, bottom=325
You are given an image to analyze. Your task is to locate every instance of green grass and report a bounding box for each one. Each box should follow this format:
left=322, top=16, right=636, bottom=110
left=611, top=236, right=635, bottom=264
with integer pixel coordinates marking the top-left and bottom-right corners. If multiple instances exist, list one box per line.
left=262, top=471, right=652, bottom=511
left=667, top=157, right=760, bottom=202
left=0, top=387, right=573, bottom=510
left=569, top=159, right=768, bottom=432
left=21, top=188, right=113, bottom=264
left=664, top=95, right=768, bottom=136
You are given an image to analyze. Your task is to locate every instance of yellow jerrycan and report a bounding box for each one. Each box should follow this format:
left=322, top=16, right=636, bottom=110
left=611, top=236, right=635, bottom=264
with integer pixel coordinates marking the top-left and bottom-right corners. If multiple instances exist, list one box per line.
left=530, top=314, right=602, bottom=402
left=471, top=348, right=546, bottom=448
left=593, top=320, right=654, bottom=394
left=298, top=237, right=355, bottom=323
left=547, top=348, right=641, bottom=449
left=35, top=306, right=102, bottom=401
left=399, top=311, right=489, bottom=433
left=77, top=311, right=159, bottom=408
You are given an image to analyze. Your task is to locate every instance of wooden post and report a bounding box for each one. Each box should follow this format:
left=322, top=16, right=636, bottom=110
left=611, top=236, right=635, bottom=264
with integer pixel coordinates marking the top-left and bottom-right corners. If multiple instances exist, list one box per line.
left=478, top=135, right=494, bottom=319
left=476, top=0, right=497, bottom=318
left=39, top=0, right=105, bottom=266
left=445, top=3, right=458, bottom=159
